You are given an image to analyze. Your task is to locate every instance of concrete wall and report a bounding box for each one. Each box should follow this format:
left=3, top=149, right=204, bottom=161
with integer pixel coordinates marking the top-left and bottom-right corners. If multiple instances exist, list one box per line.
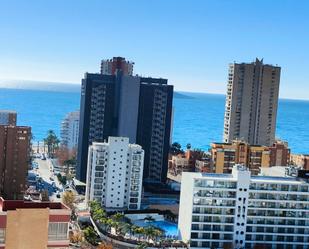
left=178, top=172, right=194, bottom=243
left=117, top=76, right=140, bottom=143
left=5, top=208, right=49, bottom=249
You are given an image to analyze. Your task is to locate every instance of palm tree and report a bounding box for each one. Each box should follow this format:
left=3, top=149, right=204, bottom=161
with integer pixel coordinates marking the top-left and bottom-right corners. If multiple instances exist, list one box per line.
left=119, top=222, right=132, bottom=237
left=144, top=226, right=157, bottom=242
left=44, top=130, right=60, bottom=158
left=144, top=215, right=155, bottom=223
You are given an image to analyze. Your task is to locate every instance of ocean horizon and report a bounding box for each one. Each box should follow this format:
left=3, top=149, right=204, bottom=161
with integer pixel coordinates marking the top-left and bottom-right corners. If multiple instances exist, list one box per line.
left=1, top=85, right=309, bottom=154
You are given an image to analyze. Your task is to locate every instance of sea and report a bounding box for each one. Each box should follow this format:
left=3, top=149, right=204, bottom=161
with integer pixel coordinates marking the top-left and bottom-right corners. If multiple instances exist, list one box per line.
left=0, top=87, right=309, bottom=154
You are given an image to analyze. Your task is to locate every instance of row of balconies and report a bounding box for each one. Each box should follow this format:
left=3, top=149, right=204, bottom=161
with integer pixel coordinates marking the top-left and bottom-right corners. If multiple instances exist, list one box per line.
left=250, top=183, right=309, bottom=192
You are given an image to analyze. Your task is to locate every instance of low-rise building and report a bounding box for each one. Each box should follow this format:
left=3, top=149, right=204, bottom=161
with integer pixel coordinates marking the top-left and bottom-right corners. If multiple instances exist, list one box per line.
left=210, top=140, right=290, bottom=175
left=0, top=198, right=70, bottom=249
left=211, top=140, right=270, bottom=175
left=86, top=137, right=144, bottom=210
left=269, top=140, right=290, bottom=166
left=178, top=165, right=309, bottom=249
left=195, top=158, right=212, bottom=173
left=169, top=155, right=191, bottom=175
left=291, top=154, right=309, bottom=170
left=169, top=149, right=207, bottom=175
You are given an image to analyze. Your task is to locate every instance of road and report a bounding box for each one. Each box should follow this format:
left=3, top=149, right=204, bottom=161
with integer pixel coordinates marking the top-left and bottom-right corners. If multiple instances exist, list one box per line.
left=34, top=158, right=63, bottom=201
left=31, top=157, right=88, bottom=210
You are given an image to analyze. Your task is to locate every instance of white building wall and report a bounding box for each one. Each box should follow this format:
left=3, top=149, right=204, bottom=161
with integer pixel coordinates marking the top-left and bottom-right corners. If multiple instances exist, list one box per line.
left=86, top=137, right=144, bottom=210
left=232, top=165, right=250, bottom=248
left=179, top=165, right=309, bottom=249
left=105, top=137, right=128, bottom=208
left=60, top=111, right=80, bottom=150
left=178, top=172, right=195, bottom=243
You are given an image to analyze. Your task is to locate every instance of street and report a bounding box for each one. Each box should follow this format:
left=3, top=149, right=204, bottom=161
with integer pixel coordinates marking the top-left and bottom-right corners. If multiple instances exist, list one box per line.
left=32, top=157, right=63, bottom=201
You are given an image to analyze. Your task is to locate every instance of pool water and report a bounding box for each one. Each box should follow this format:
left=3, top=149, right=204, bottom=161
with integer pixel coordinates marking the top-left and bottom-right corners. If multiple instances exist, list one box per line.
left=133, top=220, right=178, bottom=237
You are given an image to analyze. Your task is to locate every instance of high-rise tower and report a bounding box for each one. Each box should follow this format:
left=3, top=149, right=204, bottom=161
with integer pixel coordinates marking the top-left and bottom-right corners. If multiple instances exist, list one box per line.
left=223, top=59, right=280, bottom=146
left=76, top=58, right=173, bottom=184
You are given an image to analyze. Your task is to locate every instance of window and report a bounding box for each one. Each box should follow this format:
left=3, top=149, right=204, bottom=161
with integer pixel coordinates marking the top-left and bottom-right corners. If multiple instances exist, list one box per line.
left=0, top=229, right=5, bottom=243
left=48, top=223, right=68, bottom=240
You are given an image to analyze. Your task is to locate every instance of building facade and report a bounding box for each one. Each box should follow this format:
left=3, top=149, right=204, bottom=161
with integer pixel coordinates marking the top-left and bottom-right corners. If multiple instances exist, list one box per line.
left=178, top=165, right=309, bottom=249
left=86, top=137, right=144, bottom=210
left=0, top=198, right=70, bottom=249
left=137, top=77, right=173, bottom=184
left=290, top=154, right=309, bottom=171
left=77, top=59, right=173, bottom=184
left=100, top=56, right=134, bottom=76
left=211, top=140, right=270, bottom=175
left=60, top=111, right=80, bottom=150
left=0, top=111, right=16, bottom=126
left=0, top=125, right=31, bottom=199
left=210, top=140, right=290, bottom=176
left=169, top=149, right=209, bottom=176
left=223, top=59, right=281, bottom=146
left=269, top=140, right=290, bottom=166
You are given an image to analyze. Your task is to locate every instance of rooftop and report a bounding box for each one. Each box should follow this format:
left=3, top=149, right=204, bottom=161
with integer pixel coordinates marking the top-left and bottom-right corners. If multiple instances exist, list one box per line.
left=0, top=110, right=17, bottom=114
left=184, top=165, right=309, bottom=185
left=0, top=198, right=69, bottom=212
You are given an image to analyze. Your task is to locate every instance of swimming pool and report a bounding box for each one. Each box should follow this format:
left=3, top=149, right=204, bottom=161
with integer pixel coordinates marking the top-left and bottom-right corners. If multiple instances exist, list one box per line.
left=132, top=220, right=178, bottom=237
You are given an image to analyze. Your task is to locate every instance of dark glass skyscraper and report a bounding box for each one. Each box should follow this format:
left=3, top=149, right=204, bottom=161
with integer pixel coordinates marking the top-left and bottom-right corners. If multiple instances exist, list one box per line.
left=76, top=60, right=173, bottom=184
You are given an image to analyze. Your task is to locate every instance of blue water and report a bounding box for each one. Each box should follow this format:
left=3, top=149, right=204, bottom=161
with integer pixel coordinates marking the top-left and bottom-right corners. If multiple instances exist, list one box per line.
left=0, top=88, right=309, bottom=154
left=132, top=220, right=178, bottom=237
left=0, top=88, right=80, bottom=141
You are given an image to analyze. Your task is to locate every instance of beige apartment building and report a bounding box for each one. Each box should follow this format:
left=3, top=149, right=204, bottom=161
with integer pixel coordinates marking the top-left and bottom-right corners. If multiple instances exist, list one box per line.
left=223, top=58, right=281, bottom=146
left=211, top=140, right=270, bottom=175
left=291, top=154, right=309, bottom=170
left=210, top=140, right=290, bottom=175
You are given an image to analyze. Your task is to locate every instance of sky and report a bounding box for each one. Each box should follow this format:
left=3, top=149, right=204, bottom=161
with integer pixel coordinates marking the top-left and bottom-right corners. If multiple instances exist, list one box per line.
left=1, top=0, right=309, bottom=99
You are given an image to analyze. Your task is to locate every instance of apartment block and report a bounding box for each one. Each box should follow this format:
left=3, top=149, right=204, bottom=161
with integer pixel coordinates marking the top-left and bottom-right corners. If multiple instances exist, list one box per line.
left=211, top=140, right=270, bottom=175
left=0, top=111, right=16, bottom=126
left=178, top=165, right=309, bottom=249
left=100, top=56, right=134, bottom=76
left=86, top=137, right=144, bottom=210
left=0, top=198, right=70, bottom=249
left=269, top=140, right=290, bottom=166
left=60, top=111, right=80, bottom=150
left=169, top=149, right=209, bottom=175
left=291, top=154, right=309, bottom=170
left=77, top=58, right=173, bottom=185
left=223, top=59, right=281, bottom=146
left=0, top=125, right=31, bottom=199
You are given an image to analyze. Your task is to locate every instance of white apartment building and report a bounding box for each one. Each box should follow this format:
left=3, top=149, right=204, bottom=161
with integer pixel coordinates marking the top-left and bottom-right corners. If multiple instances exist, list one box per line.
left=178, top=165, right=309, bottom=249
left=86, top=137, right=144, bottom=210
left=60, top=111, right=79, bottom=149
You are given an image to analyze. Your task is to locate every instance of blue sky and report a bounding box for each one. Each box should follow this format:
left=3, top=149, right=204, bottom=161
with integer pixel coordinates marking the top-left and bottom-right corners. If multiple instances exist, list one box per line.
left=1, top=0, right=309, bottom=99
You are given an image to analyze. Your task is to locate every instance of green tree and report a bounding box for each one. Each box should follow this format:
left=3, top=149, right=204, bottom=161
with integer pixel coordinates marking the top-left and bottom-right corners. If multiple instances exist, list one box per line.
left=186, top=143, right=192, bottom=150
left=136, top=242, right=148, bottom=249
left=57, top=173, right=67, bottom=185
left=170, top=142, right=184, bottom=155
left=83, top=226, right=99, bottom=246
left=44, top=130, right=60, bottom=158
